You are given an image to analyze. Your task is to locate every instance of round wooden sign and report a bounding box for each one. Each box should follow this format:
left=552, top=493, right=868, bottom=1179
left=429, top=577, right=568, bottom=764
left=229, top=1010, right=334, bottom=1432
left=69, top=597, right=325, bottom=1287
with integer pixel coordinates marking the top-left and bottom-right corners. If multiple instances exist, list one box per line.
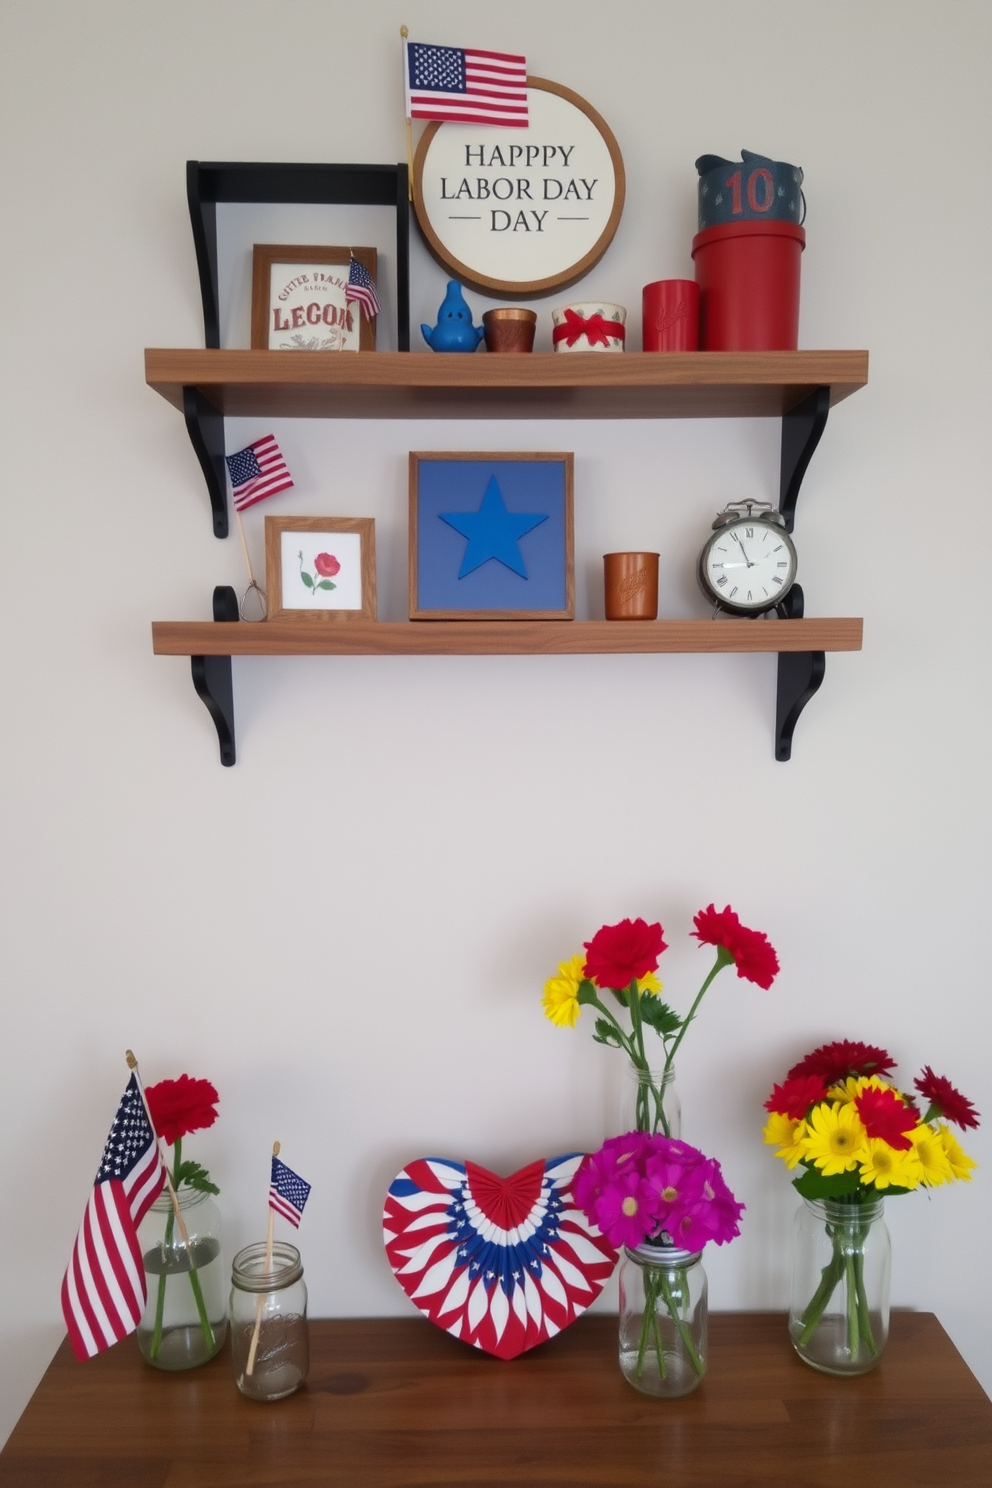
left=413, top=77, right=625, bottom=298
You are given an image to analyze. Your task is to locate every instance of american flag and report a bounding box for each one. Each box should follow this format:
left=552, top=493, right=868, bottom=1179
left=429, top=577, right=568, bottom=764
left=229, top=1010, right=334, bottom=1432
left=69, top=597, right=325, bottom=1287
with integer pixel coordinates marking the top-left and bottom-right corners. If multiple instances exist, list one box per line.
left=270, top=1156, right=311, bottom=1228
left=225, top=435, right=293, bottom=513
left=405, top=41, right=528, bottom=127
left=346, top=256, right=380, bottom=320
left=61, top=1075, right=166, bottom=1361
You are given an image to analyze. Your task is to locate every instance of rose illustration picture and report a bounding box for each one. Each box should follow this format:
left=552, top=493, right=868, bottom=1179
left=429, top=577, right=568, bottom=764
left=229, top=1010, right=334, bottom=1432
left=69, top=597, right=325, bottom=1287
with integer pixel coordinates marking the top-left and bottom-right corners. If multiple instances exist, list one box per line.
left=264, top=516, right=377, bottom=620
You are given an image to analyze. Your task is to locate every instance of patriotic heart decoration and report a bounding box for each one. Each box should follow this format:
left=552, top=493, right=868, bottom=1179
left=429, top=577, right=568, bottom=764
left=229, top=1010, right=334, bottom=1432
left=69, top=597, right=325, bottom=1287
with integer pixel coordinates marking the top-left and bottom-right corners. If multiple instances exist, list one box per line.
left=383, top=1153, right=617, bottom=1360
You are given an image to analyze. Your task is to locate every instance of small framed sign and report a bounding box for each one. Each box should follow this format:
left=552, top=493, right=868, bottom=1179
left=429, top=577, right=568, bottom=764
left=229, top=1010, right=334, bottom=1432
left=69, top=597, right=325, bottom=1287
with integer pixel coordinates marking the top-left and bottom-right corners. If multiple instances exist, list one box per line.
left=264, top=516, right=377, bottom=620
left=412, top=78, right=625, bottom=298
left=251, top=245, right=377, bottom=351
left=410, top=452, right=574, bottom=620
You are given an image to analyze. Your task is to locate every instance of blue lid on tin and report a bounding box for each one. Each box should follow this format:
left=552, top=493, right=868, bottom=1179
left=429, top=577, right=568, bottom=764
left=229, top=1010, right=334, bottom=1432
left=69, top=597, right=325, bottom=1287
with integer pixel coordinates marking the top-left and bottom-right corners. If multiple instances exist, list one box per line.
left=695, top=150, right=804, bottom=230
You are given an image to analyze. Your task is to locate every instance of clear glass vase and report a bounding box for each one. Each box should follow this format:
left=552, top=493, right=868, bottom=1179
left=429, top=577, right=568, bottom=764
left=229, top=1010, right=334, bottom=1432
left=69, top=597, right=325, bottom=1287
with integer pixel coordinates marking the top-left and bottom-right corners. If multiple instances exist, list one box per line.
left=619, top=1241, right=707, bottom=1397
left=136, top=1186, right=227, bottom=1370
left=231, top=1241, right=309, bottom=1402
left=789, top=1196, right=890, bottom=1376
left=620, top=1064, right=680, bottom=1137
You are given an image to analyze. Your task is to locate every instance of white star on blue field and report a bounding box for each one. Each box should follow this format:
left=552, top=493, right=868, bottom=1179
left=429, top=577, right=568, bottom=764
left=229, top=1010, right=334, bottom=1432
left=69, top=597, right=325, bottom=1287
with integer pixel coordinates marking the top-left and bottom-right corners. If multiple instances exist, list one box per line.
left=440, top=476, right=548, bottom=579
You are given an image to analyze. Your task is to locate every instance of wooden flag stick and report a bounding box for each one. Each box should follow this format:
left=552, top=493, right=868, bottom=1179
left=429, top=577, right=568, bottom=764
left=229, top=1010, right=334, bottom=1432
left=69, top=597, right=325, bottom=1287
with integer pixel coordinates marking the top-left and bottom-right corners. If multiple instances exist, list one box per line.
left=246, top=1141, right=280, bottom=1378
left=126, top=1050, right=191, bottom=1249
left=234, top=509, right=256, bottom=588
left=401, top=26, right=414, bottom=200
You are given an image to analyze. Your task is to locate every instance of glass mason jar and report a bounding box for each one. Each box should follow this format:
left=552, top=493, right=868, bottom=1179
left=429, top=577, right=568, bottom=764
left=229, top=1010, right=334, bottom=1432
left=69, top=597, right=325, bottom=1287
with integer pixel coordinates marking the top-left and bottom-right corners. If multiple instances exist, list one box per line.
left=620, top=1064, right=681, bottom=1137
left=136, top=1186, right=227, bottom=1370
left=789, top=1196, right=890, bottom=1375
left=619, top=1240, right=707, bottom=1397
left=231, top=1241, right=309, bottom=1401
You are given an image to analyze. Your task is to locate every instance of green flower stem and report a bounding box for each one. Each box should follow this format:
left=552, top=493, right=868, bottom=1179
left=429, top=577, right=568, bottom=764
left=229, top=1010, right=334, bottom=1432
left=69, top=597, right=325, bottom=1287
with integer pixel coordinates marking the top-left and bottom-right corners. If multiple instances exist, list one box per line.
left=661, top=949, right=732, bottom=1084
left=797, top=1212, right=877, bottom=1359
left=149, top=1204, right=174, bottom=1361
left=581, top=988, right=675, bottom=1134
left=635, top=1264, right=704, bottom=1382
left=149, top=1136, right=215, bottom=1357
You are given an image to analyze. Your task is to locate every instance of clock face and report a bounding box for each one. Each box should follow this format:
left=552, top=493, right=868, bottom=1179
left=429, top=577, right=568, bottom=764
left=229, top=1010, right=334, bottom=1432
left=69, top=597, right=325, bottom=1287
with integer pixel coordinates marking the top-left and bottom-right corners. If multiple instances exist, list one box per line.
left=700, top=519, right=797, bottom=614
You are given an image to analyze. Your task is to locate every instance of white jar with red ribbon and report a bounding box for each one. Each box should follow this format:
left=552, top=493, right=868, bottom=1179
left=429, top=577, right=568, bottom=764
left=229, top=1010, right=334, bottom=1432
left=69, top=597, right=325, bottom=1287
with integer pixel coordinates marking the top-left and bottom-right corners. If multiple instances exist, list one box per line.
left=551, top=301, right=626, bottom=353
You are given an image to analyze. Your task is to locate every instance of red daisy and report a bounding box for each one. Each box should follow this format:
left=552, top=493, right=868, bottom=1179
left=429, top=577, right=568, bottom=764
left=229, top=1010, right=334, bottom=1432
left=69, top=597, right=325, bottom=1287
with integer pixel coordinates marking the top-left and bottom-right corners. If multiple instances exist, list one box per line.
left=583, top=917, right=667, bottom=990
left=146, top=1075, right=220, bottom=1146
left=914, top=1067, right=980, bottom=1130
left=764, top=1073, right=829, bottom=1119
left=855, top=1085, right=917, bottom=1150
left=786, top=1040, right=895, bottom=1085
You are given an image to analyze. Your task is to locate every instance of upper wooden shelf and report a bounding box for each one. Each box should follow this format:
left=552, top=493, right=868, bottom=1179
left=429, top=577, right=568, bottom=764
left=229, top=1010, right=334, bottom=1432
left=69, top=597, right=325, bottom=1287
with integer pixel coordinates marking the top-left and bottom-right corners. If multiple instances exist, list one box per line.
left=144, top=349, right=869, bottom=421
left=152, top=617, right=863, bottom=658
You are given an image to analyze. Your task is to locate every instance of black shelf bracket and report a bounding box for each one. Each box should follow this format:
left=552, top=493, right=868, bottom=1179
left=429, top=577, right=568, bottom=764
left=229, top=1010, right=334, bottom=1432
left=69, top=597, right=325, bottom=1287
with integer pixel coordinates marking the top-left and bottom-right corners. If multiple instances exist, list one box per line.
left=190, top=586, right=239, bottom=766
left=183, top=386, right=228, bottom=539
left=774, top=584, right=825, bottom=761
left=779, top=385, right=830, bottom=533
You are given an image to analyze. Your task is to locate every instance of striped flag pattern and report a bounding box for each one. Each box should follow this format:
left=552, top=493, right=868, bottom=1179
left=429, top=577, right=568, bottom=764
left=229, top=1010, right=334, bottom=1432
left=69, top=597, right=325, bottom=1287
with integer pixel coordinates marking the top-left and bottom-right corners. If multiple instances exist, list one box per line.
left=383, top=1154, right=617, bottom=1360
left=346, top=257, right=380, bottom=320
left=61, top=1075, right=166, bottom=1360
left=269, top=1156, right=311, bottom=1228
left=225, top=434, right=293, bottom=513
left=405, top=42, right=528, bottom=127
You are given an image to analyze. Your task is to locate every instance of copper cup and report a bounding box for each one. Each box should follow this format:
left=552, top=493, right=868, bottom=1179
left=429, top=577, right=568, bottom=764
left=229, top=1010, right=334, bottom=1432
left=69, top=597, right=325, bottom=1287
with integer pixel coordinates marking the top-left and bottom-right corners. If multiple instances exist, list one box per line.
left=483, top=307, right=537, bottom=353
left=604, top=552, right=660, bottom=620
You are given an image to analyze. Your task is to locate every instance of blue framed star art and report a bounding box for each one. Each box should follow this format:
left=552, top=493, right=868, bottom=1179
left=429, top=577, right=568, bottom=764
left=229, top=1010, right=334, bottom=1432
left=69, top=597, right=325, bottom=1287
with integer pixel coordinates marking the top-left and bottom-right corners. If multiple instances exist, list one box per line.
left=409, top=452, right=574, bottom=619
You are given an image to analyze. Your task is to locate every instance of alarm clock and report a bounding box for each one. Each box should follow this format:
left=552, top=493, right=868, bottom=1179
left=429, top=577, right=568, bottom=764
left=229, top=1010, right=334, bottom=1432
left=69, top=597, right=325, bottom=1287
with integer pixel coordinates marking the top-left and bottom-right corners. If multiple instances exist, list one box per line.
left=698, top=501, right=797, bottom=615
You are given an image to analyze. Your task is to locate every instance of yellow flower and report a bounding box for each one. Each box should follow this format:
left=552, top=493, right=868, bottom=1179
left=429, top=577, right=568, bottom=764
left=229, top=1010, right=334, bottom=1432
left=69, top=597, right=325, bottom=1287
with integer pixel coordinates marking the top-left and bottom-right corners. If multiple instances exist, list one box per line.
left=828, top=1074, right=890, bottom=1105
left=937, top=1123, right=977, bottom=1181
left=762, top=1112, right=808, bottom=1168
left=858, top=1138, right=922, bottom=1190
left=909, top=1124, right=955, bottom=1187
left=800, top=1100, right=867, bottom=1174
left=636, top=971, right=663, bottom=997
left=542, top=954, right=586, bottom=1028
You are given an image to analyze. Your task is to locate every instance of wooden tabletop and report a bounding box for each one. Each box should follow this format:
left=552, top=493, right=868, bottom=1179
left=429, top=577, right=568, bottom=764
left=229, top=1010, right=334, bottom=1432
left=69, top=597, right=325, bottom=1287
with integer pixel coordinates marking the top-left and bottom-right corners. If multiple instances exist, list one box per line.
left=1, top=1313, right=989, bottom=1487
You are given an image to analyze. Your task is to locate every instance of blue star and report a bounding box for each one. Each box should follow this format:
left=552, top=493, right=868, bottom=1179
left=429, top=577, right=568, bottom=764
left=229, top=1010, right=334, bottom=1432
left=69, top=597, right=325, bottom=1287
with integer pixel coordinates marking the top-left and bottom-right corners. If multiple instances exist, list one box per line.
left=440, top=475, right=548, bottom=579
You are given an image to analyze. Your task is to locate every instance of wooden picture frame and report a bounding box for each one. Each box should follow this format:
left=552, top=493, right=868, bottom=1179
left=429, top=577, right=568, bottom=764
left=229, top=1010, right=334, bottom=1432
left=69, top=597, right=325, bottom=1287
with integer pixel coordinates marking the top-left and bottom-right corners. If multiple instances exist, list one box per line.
left=265, top=516, right=377, bottom=620
left=251, top=245, right=377, bottom=351
left=412, top=78, right=625, bottom=298
left=409, top=452, right=574, bottom=620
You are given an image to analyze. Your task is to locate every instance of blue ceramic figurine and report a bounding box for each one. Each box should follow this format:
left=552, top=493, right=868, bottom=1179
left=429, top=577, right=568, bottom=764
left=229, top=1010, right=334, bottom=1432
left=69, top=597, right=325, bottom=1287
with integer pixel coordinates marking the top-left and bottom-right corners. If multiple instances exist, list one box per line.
left=421, top=281, right=484, bottom=352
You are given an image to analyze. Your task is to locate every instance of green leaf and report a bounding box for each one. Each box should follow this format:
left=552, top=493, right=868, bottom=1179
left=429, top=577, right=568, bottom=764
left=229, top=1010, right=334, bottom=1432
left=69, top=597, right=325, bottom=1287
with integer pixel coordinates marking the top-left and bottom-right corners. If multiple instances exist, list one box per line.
left=174, top=1159, right=220, bottom=1196
left=639, top=998, right=682, bottom=1037
left=317, top=580, right=336, bottom=591
left=300, top=571, right=314, bottom=589
left=791, top=1166, right=862, bottom=1200
left=592, top=1017, right=623, bottom=1048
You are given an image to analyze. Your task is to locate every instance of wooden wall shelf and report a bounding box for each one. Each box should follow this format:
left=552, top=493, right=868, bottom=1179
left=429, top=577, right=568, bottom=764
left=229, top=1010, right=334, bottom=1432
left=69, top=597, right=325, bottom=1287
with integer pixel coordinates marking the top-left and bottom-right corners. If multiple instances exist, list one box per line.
left=145, top=348, right=868, bottom=421
left=152, top=617, right=863, bottom=658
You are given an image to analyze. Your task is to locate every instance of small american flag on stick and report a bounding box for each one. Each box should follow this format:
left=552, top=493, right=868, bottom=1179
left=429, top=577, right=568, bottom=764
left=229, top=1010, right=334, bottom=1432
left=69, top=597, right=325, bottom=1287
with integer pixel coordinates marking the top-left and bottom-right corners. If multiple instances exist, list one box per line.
left=270, top=1156, right=311, bottom=1228
left=405, top=41, right=528, bottom=127
left=61, top=1073, right=166, bottom=1360
left=225, top=435, right=293, bottom=513
left=346, top=257, right=380, bottom=320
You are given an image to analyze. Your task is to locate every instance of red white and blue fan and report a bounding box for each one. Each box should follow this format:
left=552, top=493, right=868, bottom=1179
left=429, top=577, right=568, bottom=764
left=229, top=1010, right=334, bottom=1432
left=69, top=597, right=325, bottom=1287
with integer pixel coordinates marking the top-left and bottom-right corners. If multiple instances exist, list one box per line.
left=383, top=1154, right=617, bottom=1360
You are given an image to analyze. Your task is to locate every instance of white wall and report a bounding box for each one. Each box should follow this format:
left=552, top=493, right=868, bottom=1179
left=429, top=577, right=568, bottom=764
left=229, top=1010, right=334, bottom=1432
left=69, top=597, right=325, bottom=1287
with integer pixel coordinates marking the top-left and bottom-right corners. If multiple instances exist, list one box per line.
left=1, top=0, right=989, bottom=1442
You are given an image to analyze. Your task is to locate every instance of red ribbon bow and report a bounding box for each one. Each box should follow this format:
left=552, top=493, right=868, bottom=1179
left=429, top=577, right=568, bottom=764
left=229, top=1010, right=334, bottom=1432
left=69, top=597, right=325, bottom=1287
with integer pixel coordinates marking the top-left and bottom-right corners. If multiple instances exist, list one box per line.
left=553, top=308, right=626, bottom=348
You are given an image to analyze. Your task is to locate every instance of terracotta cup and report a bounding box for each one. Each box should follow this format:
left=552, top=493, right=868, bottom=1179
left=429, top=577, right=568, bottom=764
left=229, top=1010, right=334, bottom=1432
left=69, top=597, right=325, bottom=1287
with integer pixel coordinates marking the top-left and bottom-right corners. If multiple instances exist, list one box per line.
left=642, top=280, right=700, bottom=351
left=603, top=552, right=660, bottom=620
left=483, top=307, right=537, bottom=353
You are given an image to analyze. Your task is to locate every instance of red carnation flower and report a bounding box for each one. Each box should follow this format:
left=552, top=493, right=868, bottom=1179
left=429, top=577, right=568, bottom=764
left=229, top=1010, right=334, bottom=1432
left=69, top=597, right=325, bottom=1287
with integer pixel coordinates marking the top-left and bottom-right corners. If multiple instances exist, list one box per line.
left=914, top=1067, right=980, bottom=1130
left=786, top=1040, right=895, bottom=1085
left=855, top=1085, right=917, bottom=1150
left=692, top=904, right=780, bottom=989
left=764, top=1073, right=829, bottom=1119
left=146, top=1075, right=220, bottom=1146
left=583, top=917, right=667, bottom=990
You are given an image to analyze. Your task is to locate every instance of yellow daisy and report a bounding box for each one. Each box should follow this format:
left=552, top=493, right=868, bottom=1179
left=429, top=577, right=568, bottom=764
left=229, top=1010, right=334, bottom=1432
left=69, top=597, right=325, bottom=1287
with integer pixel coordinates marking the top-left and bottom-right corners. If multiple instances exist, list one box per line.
left=636, top=971, right=663, bottom=997
left=762, top=1112, right=808, bottom=1169
left=829, top=1074, right=890, bottom=1105
left=542, top=954, right=586, bottom=1028
left=858, top=1138, right=922, bottom=1190
left=936, top=1123, right=977, bottom=1182
left=800, top=1100, right=867, bottom=1174
left=909, top=1124, right=955, bottom=1187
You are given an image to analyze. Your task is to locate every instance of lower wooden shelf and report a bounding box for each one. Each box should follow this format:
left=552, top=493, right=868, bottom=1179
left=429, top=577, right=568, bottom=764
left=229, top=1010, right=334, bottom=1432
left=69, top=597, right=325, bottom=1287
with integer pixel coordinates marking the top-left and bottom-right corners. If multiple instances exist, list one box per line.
left=152, top=616, right=862, bottom=657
